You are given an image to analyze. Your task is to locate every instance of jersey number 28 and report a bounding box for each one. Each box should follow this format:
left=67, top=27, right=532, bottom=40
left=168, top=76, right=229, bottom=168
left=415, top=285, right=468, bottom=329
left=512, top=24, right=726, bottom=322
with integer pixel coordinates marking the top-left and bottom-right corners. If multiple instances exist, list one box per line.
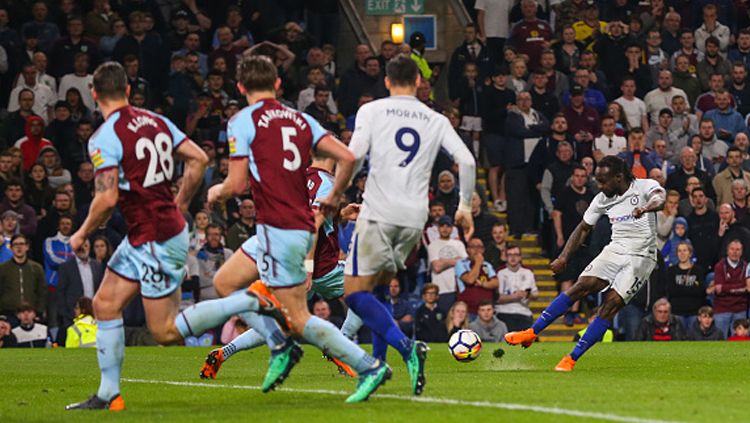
left=136, top=133, right=174, bottom=187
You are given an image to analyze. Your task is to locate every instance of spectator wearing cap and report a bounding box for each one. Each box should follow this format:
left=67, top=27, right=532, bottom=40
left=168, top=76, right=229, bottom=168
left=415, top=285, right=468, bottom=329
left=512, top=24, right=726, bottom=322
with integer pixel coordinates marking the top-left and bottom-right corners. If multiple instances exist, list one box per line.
left=455, top=237, right=499, bottom=316
left=563, top=70, right=607, bottom=114
left=409, top=32, right=439, bottom=87
left=704, top=91, right=747, bottom=144
left=509, top=0, right=553, bottom=70
left=113, top=11, right=168, bottom=101
left=3, top=89, right=38, bottom=148
left=164, top=9, right=191, bottom=52
left=14, top=115, right=51, bottom=172
left=427, top=215, right=468, bottom=313
left=480, top=66, right=516, bottom=212
left=0, top=181, right=36, bottom=237
left=49, top=16, right=100, bottom=79
left=8, top=63, right=56, bottom=124
left=0, top=234, right=46, bottom=318
left=562, top=84, right=599, bottom=159
left=21, top=1, right=60, bottom=52
left=57, top=52, right=95, bottom=113
left=0, top=314, right=17, bottom=347
left=11, top=302, right=47, bottom=348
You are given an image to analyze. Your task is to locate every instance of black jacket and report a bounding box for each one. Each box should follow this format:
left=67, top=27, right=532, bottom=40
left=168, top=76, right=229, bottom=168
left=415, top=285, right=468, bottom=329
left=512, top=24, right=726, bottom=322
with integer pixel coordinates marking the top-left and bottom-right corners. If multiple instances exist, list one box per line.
left=56, top=257, right=104, bottom=329
left=686, top=320, right=725, bottom=341
left=636, top=314, right=687, bottom=341
left=448, top=41, right=493, bottom=100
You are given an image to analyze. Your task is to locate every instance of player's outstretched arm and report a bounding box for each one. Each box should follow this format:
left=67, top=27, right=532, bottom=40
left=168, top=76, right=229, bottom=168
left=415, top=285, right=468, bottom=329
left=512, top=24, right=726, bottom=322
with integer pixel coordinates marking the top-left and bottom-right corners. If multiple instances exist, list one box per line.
left=551, top=221, right=593, bottom=274
left=174, top=139, right=209, bottom=213
left=70, top=168, right=119, bottom=251
left=315, top=135, right=355, bottom=216
left=633, top=188, right=666, bottom=218
left=207, top=158, right=250, bottom=208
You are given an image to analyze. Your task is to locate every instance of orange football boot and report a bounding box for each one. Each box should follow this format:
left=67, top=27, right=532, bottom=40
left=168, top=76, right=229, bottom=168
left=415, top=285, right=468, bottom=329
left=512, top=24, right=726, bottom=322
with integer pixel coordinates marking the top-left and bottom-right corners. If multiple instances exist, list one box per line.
left=324, top=354, right=357, bottom=377
left=554, top=355, right=577, bottom=372
left=503, top=328, right=537, bottom=348
left=200, top=348, right=225, bottom=379
left=247, top=280, right=292, bottom=331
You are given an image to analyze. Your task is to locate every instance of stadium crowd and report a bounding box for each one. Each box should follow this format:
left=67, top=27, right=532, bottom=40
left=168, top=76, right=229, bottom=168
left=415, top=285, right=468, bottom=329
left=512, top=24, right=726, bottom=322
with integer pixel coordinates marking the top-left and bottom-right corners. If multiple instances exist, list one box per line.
left=1, top=0, right=750, bottom=350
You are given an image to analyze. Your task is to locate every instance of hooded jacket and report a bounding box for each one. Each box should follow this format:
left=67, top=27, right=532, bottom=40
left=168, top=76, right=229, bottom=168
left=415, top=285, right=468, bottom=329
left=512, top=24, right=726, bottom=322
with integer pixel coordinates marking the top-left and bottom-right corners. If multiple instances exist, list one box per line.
left=661, top=217, right=692, bottom=266
left=14, top=115, right=52, bottom=171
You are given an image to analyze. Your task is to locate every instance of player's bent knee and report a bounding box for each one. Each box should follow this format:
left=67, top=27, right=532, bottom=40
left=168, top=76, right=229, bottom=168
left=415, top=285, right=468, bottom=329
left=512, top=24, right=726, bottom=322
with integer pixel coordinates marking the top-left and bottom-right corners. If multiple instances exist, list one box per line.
left=149, top=324, right=182, bottom=345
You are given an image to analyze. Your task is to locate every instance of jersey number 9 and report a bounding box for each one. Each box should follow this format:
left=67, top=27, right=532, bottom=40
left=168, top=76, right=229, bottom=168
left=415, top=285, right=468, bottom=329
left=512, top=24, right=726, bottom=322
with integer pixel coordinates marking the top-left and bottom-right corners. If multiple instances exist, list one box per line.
left=395, top=127, right=420, bottom=167
left=136, top=132, right=174, bottom=187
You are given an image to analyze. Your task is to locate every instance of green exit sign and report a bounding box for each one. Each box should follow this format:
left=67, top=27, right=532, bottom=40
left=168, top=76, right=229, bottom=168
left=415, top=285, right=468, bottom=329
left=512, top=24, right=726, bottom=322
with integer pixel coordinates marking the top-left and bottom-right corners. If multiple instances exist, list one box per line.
left=365, top=0, right=424, bottom=15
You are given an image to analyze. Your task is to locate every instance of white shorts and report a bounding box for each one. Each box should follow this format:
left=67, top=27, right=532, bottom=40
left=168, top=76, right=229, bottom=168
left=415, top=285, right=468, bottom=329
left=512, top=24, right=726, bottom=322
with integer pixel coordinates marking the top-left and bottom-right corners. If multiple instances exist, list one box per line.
left=460, top=116, right=482, bottom=132
left=344, top=219, right=422, bottom=277
left=579, top=246, right=656, bottom=304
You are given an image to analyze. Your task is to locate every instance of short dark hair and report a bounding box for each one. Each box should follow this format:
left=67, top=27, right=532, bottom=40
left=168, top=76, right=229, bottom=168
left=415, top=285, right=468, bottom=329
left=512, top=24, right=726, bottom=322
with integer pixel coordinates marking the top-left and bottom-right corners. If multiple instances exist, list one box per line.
left=386, top=55, right=419, bottom=87
left=5, top=179, right=23, bottom=190
left=691, top=186, right=706, bottom=196
left=728, top=146, right=742, bottom=156
left=705, top=36, right=720, bottom=47
left=733, top=318, right=750, bottom=330
left=506, top=243, right=521, bottom=254
left=10, top=233, right=27, bottom=245
left=429, top=200, right=445, bottom=209
left=598, top=155, right=633, bottom=182
left=206, top=223, right=223, bottom=234
left=237, top=55, right=277, bottom=93
left=92, top=61, right=129, bottom=100
left=477, top=299, right=493, bottom=309
left=314, top=84, right=331, bottom=95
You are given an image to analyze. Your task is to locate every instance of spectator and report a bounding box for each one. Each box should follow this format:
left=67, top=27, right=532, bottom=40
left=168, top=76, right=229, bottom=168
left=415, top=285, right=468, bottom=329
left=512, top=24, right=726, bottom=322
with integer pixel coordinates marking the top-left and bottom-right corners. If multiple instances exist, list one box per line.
left=50, top=16, right=100, bottom=79
left=91, top=236, right=112, bottom=265
left=38, top=146, right=71, bottom=190
left=455, top=62, right=483, bottom=143
left=84, top=0, right=118, bottom=40
left=528, top=69, right=560, bottom=121
left=14, top=116, right=52, bottom=172
left=697, top=119, right=728, bottom=173
left=0, top=235, right=45, bottom=317
left=695, top=73, right=736, bottom=118
left=64, top=296, right=97, bottom=348
left=696, top=37, right=730, bottom=92
left=644, top=70, right=687, bottom=123
left=694, top=4, right=731, bottom=56
left=339, top=44, right=378, bottom=117
left=617, top=128, right=659, bottom=179
left=225, top=199, right=256, bottom=251
left=15, top=51, right=57, bottom=94
left=432, top=171, right=460, bottom=219
left=645, top=109, right=677, bottom=152
left=3, top=89, right=37, bottom=147
left=469, top=192, right=500, bottom=246
left=729, top=62, right=750, bottom=117
left=656, top=190, right=679, bottom=249
left=667, top=95, right=698, bottom=155
left=422, top=200, right=461, bottom=247
left=718, top=204, right=750, bottom=261
left=563, top=69, right=607, bottom=114
left=63, top=87, right=92, bottom=123
left=304, top=84, right=339, bottom=134
left=98, top=18, right=126, bottom=60
left=446, top=300, right=470, bottom=337
left=687, top=187, right=721, bottom=271
left=686, top=306, right=724, bottom=341
left=0, top=181, right=37, bottom=237
left=562, top=84, right=599, bottom=159
left=528, top=114, right=574, bottom=190
left=665, top=241, right=707, bottom=325
left=727, top=319, right=750, bottom=341
left=594, top=115, right=627, bottom=158
left=495, top=244, right=538, bottom=331
left=713, top=148, right=750, bottom=205
left=449, top=23, right=492, bottom=101
left=553, top=25, right=583, bottom=75
left=8, top=63, right=55, bottom=124
left=485, top=222, right=508, bottom=270
left=415, top=283, right=448, bottom=342
left=427, top=216, right=468, bottom=312
left=666, top=147, right=713, bottom=199
left=455, top=237, right=499, bottom=315
left=635, top=298, right=687, bottom=341
left=594, top=21, right=630, bottom=87
left=113, top=11, right=168, bottom=100
left=474, top=0, right=512, bottom=64
left=662, top=218, right=691, bottom=267
left=195, top=224, right=233, bottom=301
left=505, top=91, right=549, bottom=235
left=189, top=210, right=210, bottom=252
left=730, top=179, right=750, bottom=223
left=383, top=278, right=414, bottom=336
left=509, top=0, right=553, bottom=70
left=728, top=29, right=750, bottom=69
left=708, top=239, right=750, bottom=336
left=540, top=141, right=576, bottom=216
left=25, top=163, right=53, bottom=217
left=0, top=210, right=19, bottom=260
left=0, top=314, right=17, bottom=347
left=21, top=1, right=59, bottom=52
left=11, top=302, right=47, bottom=348
left=480, top=66, right=515, bottom=212
left=297, top=66, right=337, bottom=113
left=537, top=49, right=569, bottom=99
left=469, top=299, right=508, bottom=342
left=615, top=77, right=649, bottom=130
left=42, top=214, right=74, bottom=332
left=57, top=238, right=102, bottom=332
left=671, top=55, right=702, bottom=108
left=705, top=92, right=747, bottom=144
left=552, top=165, right=594, bottom=325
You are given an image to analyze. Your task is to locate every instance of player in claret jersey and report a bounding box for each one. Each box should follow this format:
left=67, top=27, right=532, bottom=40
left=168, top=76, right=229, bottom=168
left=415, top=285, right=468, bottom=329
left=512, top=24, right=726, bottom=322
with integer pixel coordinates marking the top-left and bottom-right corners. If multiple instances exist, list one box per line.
left=207, top=55, right=387, bottom=403
left=66, top=62, right=281, bottom=411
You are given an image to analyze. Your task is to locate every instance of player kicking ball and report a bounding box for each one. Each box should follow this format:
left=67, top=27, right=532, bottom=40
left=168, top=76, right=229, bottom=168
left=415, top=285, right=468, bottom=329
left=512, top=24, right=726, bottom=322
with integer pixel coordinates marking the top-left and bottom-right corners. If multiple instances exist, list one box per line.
left=337, top=56, right=476, bottom=396
left=200, top=154, right=365, bottom=380
left=66, top=62, right=283, bottom=411
left=504, top=154, right=665, bottom=371
left=207, top=55, right=387, bottom=403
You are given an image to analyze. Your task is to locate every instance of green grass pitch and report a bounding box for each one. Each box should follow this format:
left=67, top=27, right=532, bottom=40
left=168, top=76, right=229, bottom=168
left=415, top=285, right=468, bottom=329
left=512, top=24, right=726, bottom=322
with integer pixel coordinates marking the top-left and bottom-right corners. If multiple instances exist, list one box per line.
left=1, top=342, right=748, bottom=422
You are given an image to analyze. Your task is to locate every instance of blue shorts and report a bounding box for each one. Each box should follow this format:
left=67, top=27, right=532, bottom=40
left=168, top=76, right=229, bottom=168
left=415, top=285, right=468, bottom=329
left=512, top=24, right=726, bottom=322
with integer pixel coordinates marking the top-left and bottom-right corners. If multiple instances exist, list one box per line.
left=108, top=227, right=189, bottom=299
left=311, top=262, right=345, bottom=300
left=241, top=235, right=259, bottom=262
left=256, top=224, right=312, bottom=288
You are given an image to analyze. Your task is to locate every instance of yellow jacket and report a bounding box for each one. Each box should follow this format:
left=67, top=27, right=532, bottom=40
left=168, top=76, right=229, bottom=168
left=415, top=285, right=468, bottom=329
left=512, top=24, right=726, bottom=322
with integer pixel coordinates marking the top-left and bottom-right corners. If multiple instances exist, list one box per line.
left=65, top=314, right=97, bottom=348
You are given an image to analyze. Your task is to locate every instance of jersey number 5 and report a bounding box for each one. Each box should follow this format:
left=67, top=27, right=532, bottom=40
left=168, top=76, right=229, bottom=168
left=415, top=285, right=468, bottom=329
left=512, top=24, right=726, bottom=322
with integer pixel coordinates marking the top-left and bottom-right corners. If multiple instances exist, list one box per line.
left=136, top=133, right=174, bottom=187
left=395, top=127, right=420, bottom=167
left=281, top=126, right=301, bottom=171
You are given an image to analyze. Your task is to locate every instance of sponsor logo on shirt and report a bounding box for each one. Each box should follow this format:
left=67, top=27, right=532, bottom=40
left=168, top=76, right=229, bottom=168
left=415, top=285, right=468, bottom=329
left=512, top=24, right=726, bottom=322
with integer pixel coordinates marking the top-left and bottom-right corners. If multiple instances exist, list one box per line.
left=609, top=214, right=636, bottom=223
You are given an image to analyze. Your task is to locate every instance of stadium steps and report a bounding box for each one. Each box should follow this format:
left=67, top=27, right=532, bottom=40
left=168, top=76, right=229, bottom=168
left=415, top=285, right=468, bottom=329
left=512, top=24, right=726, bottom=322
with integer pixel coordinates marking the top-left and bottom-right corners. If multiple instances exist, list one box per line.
left=475, top=169, right=579, bottom=342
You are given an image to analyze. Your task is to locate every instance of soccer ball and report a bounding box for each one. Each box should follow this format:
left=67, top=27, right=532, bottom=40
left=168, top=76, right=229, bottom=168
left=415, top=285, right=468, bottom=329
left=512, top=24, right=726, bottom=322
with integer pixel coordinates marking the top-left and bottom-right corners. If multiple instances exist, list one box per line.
left=448, top=329, right=482, bottom=362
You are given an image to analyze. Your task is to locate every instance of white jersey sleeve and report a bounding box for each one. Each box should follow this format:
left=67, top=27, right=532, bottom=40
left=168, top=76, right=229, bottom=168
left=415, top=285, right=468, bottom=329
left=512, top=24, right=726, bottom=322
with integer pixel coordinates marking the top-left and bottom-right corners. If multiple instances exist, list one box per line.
left=583, top=192, right=606, bottom=226
left=437, top=117, right=476, bottom=211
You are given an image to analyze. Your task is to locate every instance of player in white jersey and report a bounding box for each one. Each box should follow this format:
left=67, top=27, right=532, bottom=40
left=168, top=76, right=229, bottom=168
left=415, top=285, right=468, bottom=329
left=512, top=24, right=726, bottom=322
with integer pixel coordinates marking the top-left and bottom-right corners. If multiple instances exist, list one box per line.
left=505, top=155, right=666, bottom=371
left=333, top=56, right=476, bottom=395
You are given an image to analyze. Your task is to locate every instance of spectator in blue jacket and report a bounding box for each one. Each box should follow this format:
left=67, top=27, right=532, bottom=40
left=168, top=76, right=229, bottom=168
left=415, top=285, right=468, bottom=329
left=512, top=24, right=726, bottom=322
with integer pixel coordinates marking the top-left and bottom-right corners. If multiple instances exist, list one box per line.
left=562, top=70, right=608, bottom=113
left=704, top=90, right=748, bottom=143
left=42, top=214, right=73, bottom=291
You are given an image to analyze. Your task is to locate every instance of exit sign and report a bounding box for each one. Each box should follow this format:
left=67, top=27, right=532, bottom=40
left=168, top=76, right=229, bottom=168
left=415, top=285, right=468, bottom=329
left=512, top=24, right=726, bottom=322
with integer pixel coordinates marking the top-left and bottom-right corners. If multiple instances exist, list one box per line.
left=365, top=0, right=424, bottom=15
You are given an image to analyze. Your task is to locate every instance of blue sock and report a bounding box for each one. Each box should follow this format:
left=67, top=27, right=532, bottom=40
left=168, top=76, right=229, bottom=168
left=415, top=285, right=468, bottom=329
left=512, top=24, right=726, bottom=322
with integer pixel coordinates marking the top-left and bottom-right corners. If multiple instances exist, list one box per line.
left=346, top=291, right=412, bottom=361
left=532, top=293, right=573, bottom=334
left=222, top=328, right=266, bottom=360
left=238, top=312, right=287, bottom=351
left=175, top=290, right=259, bottom=339
left=372, top=299, right=393, bottom=361
left=340, top=309, right=363, bottom=339
left=570, top=317, right=610, bottom=361
left=96, top=319, right=124, bottom=400
left=303, top=316, right=378, bottom=373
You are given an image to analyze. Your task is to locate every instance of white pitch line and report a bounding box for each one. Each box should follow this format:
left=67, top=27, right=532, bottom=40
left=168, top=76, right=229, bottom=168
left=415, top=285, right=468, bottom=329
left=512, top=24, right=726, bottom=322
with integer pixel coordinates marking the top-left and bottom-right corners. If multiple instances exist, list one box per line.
left=123, top=378, right=683, bottom=423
